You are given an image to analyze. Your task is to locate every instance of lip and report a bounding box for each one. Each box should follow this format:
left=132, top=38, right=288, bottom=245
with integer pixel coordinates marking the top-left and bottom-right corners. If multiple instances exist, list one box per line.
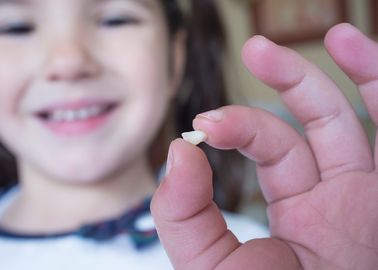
left=33, top=99, right=120, bottom=136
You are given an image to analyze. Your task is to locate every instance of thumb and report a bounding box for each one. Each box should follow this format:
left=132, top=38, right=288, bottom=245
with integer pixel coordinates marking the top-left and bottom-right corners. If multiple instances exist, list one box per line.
left=151, top=139, right=240, bottom=269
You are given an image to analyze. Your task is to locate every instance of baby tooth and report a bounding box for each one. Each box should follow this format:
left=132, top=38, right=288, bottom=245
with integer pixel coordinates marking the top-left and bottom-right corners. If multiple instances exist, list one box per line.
left=181, top=130, right=207, bottom=145
left=64, top=110, right=76, bottom=121
left=77, top=108, right=90, bottom=120
left=50, top=110, right=66, bottom=121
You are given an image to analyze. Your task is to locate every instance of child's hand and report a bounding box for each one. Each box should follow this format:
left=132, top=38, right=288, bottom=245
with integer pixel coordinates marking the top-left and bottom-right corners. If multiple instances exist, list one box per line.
left=151, top=23, right=378, bottom=269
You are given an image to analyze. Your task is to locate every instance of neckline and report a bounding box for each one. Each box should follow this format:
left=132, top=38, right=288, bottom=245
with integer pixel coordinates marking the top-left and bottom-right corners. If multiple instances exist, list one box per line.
left=0, top=187, right=158, bottom=249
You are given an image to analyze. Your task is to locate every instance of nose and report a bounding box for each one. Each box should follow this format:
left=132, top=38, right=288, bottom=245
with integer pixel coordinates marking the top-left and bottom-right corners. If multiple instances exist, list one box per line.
left=44, top=36, right=101, bottom=82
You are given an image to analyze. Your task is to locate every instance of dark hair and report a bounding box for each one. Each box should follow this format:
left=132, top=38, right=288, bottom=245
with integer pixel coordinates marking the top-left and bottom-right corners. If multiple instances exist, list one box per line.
left=0, top=0, right=244, bottom=212
left=158, top=0, right=245, bottom=211
left=0, top=142, right=17, bottom=189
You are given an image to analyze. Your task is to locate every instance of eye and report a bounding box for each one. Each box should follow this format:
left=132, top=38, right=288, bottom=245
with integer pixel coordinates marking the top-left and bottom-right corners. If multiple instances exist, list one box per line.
left=0, top=22, right=35, bottom=36
left=99, top=15, right=140, bottom=27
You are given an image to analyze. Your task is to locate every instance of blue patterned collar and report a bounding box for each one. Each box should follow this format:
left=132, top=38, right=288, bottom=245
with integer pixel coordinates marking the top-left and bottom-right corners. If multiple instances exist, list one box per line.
left=0, top=189, right=158, bottom=250
left=78, top=197, right=158, bottom=249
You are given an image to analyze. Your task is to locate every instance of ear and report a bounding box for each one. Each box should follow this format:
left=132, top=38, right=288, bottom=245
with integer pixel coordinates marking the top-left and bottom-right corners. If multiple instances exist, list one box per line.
left=169, top=30, right=187, bottom=98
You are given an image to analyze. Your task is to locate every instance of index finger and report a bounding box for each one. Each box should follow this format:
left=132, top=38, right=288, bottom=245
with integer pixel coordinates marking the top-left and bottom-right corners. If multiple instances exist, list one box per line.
left=193, top=105, right=319, bottom=204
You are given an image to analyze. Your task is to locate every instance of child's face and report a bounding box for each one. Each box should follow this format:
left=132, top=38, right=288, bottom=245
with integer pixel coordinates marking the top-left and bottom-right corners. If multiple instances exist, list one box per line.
left=0, top=0, right=181, bottom=183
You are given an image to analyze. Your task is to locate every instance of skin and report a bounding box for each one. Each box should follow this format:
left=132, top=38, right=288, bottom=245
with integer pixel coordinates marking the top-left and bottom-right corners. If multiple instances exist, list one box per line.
left=151, top=23, right=378, bottom=269
left=0, top=0, right=185, bottom=233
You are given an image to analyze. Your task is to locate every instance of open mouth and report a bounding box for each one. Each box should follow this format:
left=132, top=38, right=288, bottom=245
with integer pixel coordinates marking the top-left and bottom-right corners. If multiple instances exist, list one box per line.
left=34, top=101, right=120, bottom=135
left=36, top=103, right=118, bottom=123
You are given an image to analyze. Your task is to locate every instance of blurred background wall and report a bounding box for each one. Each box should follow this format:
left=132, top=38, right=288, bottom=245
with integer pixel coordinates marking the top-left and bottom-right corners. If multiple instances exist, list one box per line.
left=216, top=0, right=376, bottom=224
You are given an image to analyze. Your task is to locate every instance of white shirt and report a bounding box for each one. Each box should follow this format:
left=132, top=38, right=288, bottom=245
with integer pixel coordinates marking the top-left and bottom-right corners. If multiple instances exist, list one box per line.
left=0, top=188, right=269, bottom=270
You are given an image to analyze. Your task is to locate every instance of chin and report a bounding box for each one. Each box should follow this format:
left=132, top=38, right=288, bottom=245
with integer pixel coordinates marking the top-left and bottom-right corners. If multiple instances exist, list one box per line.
left=42, top=157, right=121, bottom=185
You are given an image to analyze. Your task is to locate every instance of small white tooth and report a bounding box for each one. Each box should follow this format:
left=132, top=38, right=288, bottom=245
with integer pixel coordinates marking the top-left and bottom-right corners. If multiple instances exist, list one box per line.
left=50, top=110, right=66, bottom=121
left=77, top=108, right=90, bottom=120
left=63, top=110, right=76, bottom=121
left=182, top=130, right=207, bottom=145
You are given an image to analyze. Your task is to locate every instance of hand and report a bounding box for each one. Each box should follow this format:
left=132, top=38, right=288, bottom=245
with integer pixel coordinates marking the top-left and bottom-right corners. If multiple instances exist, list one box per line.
left=151, top=23, right=378, bottom=269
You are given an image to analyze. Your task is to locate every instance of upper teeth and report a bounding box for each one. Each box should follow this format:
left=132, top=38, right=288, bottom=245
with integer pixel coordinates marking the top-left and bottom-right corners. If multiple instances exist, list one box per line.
left=49, top=105, right=105, bottom=122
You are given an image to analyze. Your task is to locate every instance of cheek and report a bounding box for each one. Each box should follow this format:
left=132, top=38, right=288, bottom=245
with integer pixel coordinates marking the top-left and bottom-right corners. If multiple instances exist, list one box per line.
left=129, top=50, right=172, bottom=131
left=0, top=64, right=25, bottom=143
left=120, top=58, right=169, bottom=89
left=102, top=34, right=173, bottom=125
left=0, top=45, right=35, bottom=115
left=99, top=28, right=172, bottom=88
left=0, top=48, right=36, bottom=155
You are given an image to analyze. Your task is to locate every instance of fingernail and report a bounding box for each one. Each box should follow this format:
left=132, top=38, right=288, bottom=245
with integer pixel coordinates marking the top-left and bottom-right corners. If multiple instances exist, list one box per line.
left=165, top=145, right=174, bottom=177
left=196, top=109, right=223, bottom=122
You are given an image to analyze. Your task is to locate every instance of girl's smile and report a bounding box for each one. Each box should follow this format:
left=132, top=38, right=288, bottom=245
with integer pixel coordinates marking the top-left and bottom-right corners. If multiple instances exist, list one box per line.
left=33, top=98, right=120, bottom=136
